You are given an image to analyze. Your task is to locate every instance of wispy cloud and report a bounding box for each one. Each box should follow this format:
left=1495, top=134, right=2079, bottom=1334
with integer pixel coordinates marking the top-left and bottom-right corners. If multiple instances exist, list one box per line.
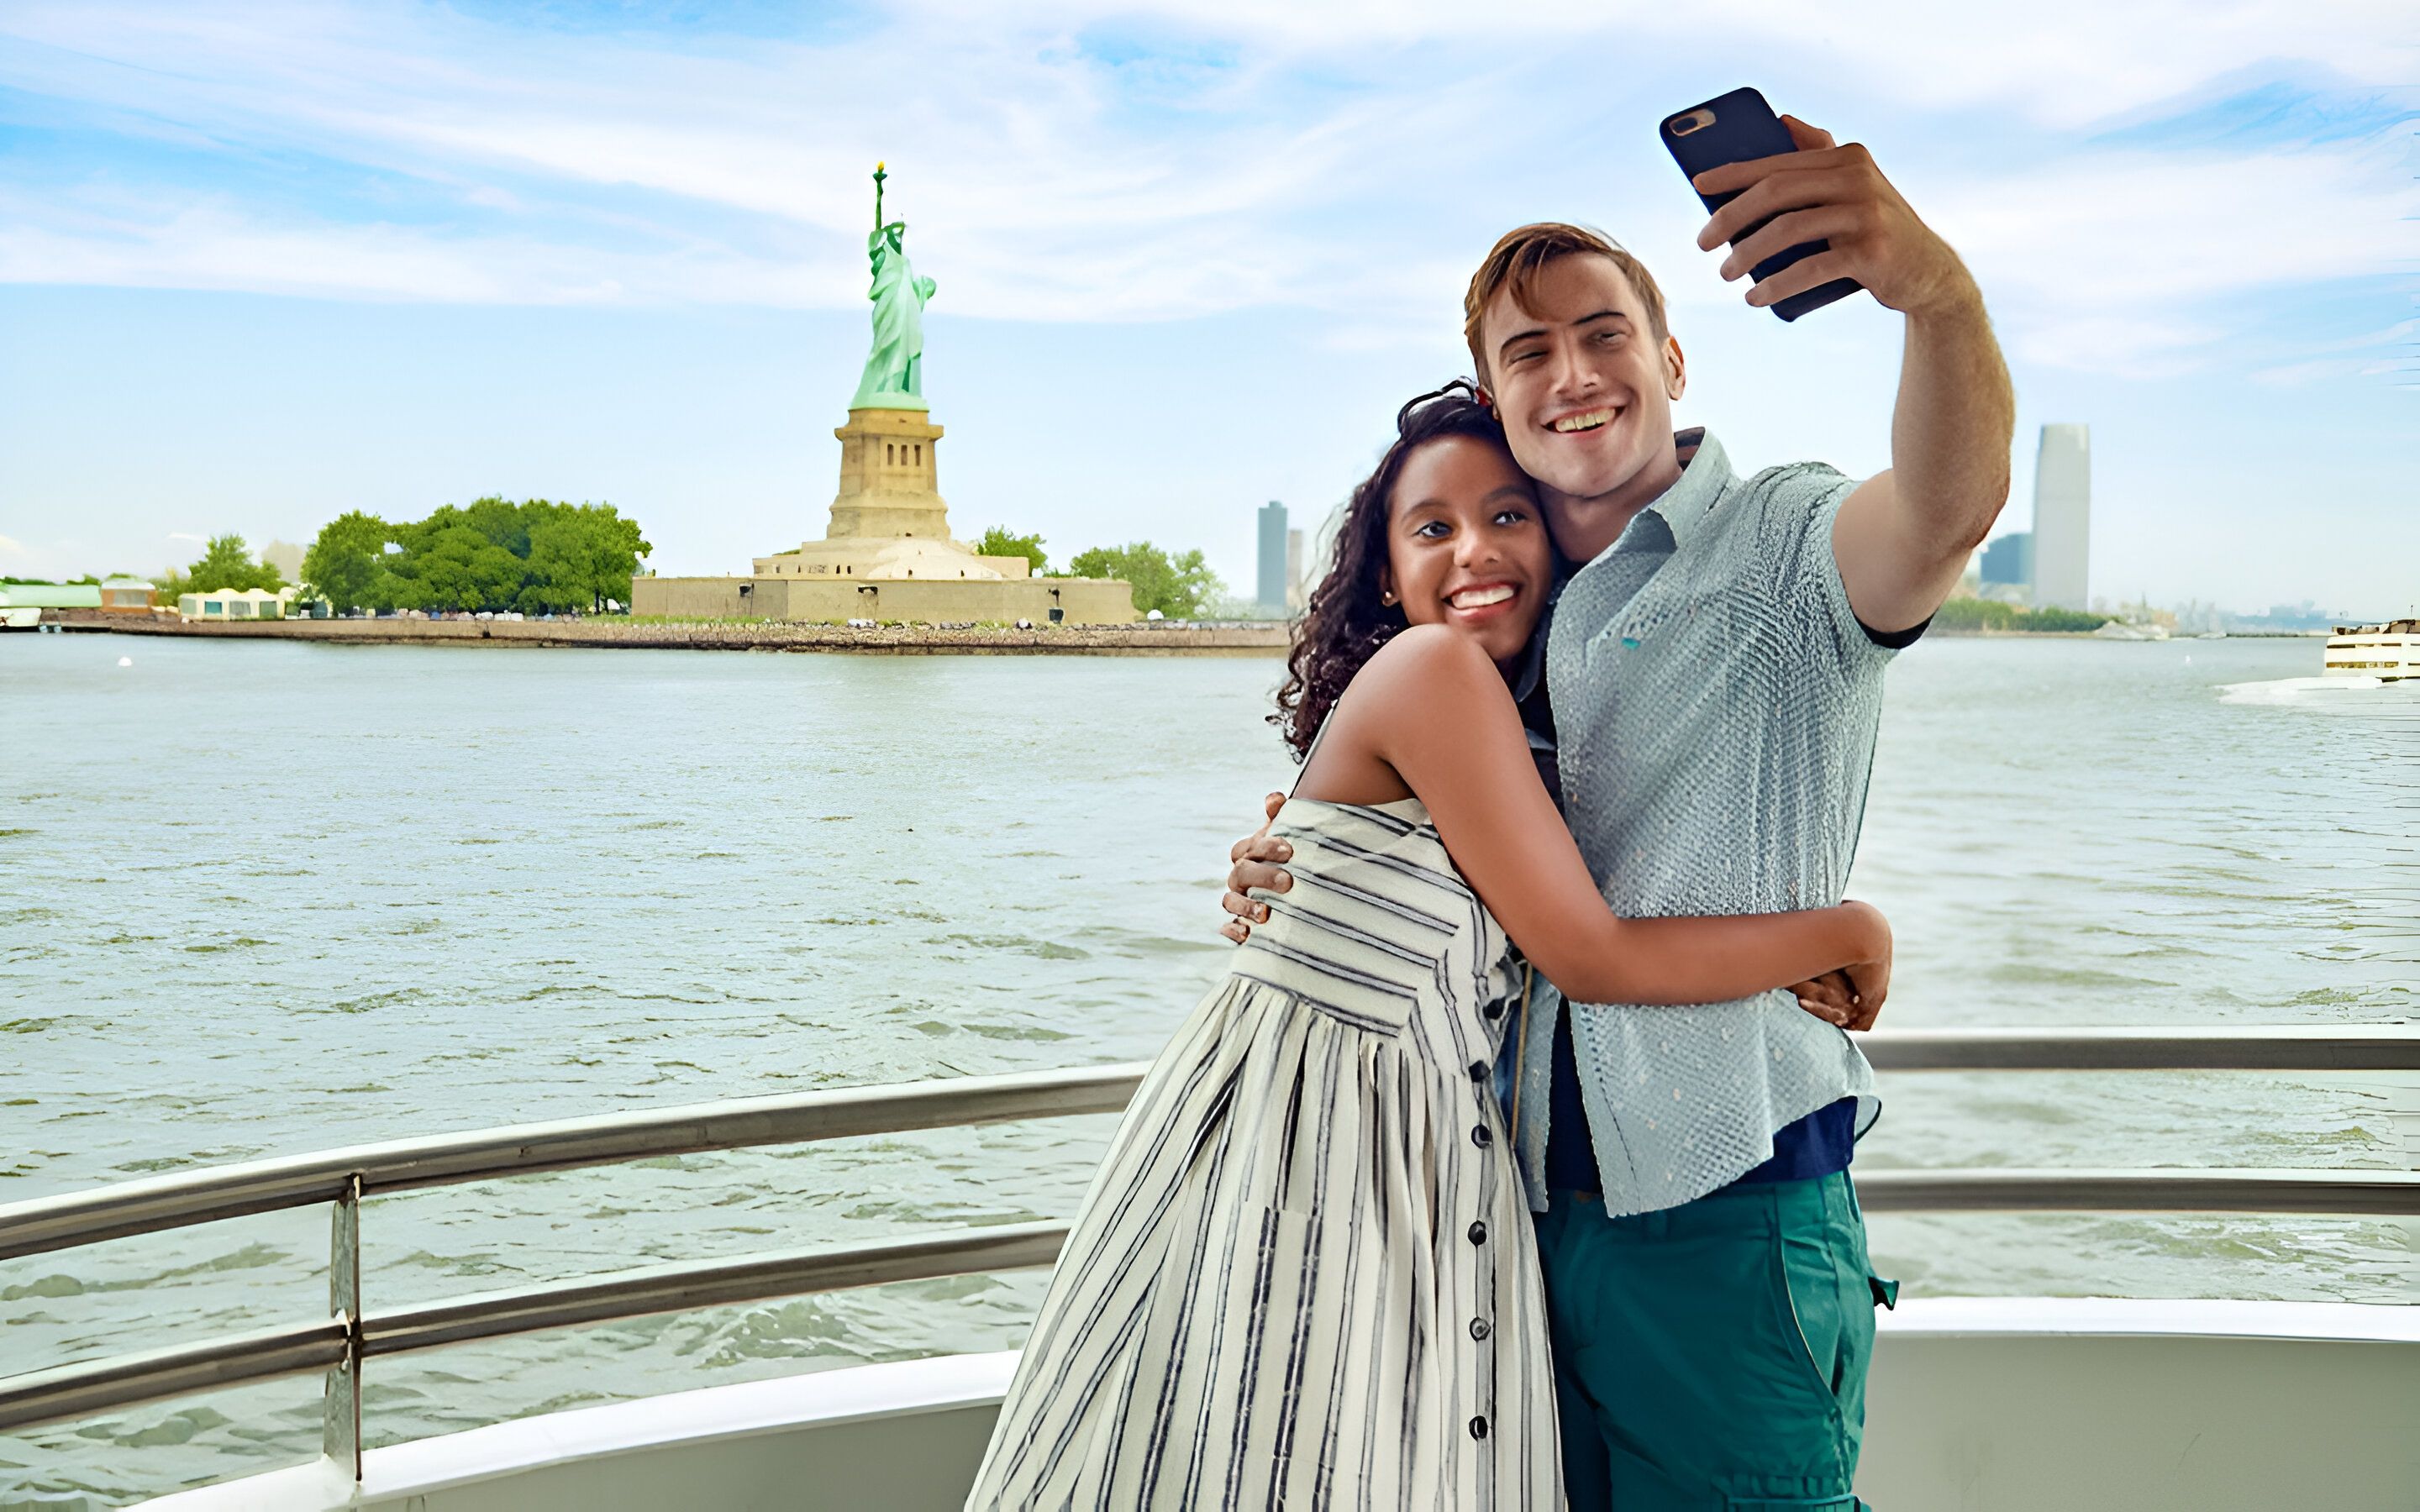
left=1926, top=142, right=2418, bottom=374
left=2251, top=354, right=2401, bottom=386
left=0, top=0, right=2412, bottom=370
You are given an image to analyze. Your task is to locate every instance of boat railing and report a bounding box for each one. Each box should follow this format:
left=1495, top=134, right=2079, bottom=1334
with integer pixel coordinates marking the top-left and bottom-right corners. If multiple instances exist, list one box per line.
left=3, top=1026, right=2413, bottom=1480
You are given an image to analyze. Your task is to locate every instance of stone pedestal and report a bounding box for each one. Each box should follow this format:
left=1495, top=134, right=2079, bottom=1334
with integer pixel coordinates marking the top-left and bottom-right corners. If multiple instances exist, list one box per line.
left=640, top=396, right=1137, bottom=624
left=828, top=408, right=949, bottom=540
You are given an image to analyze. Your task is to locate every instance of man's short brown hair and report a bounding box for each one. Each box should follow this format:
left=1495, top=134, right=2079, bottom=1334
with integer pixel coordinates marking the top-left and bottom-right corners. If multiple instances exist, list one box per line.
left=1463, top=223, right=1669, bottom=384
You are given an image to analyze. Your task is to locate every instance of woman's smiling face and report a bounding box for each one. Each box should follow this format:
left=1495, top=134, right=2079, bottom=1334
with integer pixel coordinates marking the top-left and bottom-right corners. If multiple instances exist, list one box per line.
left=1382, top=433, right=1554, bottom=668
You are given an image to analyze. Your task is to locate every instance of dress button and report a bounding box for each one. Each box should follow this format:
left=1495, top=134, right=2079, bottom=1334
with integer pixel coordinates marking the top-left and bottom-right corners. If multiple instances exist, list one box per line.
left=1469, top=1415, right=1489, bottom=1441
left=1467, top=1221, right=1486, bottom=1245
left=1470, top=1124, right=1491, bottom=1148
left=1482, top=1000, right=1503, bottom=1021
left=1470, top=1317, right=1491, bottom=1341
left=1468, top=1060, right=1487, bottom=1081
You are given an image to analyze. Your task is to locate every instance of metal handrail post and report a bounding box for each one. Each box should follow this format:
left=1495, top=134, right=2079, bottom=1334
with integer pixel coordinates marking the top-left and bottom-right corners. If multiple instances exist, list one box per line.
left=321, top=1174, right=362, bottom=1483
left=0, top=1221, right=1076, bottom=1434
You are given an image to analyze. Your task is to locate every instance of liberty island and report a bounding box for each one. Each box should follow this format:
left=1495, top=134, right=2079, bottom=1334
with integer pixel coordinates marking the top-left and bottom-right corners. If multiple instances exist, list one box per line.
left=635, top=166, right=1139, bottom=626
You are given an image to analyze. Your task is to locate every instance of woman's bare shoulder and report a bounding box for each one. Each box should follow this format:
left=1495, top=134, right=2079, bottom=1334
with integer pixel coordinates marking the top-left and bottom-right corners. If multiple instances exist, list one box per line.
left=1336, top=626, right=1513, bottom=732
left=1297, top=630, right=1493, bottom=804
left=1358, top=623, right=1497, bottom=684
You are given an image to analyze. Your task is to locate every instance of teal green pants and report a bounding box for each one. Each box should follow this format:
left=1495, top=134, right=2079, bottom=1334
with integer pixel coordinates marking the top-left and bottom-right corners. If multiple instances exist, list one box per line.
left=1533, top=1170, right=1896, bottom=1511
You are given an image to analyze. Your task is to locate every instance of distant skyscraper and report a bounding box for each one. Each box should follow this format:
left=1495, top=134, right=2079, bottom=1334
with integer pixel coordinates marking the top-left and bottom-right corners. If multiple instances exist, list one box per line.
left=1979, top=532, right=2032, bottom=588
left=1257, top=501, right=1289, bottom=611
left=2031, top=424, right=2090, bottom=612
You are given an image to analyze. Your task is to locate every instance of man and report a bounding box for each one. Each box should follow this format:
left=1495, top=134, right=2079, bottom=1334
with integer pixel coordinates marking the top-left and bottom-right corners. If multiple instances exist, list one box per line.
left=1221, top=118, right=2012, bottom=1509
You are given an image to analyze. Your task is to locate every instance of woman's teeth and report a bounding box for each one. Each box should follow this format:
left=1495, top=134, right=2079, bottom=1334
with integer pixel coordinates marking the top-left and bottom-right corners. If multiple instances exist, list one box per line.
left=1450, top=584, right=1516, bottom=610
left=1551, top=408, right=1612, bottom=433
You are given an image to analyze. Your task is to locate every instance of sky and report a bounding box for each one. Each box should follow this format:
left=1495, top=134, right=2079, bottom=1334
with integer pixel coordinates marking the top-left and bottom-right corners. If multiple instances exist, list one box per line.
left=0, top=1, right=2413, bottom=616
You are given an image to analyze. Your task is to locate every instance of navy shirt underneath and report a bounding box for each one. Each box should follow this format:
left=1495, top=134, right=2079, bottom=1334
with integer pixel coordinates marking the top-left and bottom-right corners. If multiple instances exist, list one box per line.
left=1542, top=1004, right=1858, bottom=1192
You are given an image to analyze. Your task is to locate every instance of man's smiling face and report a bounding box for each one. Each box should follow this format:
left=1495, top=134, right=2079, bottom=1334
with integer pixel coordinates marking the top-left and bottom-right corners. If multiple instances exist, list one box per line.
left=1478, top=252, right=1686, bottom=545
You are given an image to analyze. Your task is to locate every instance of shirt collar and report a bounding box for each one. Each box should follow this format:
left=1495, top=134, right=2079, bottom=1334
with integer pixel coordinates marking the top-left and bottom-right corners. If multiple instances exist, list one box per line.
left=1516, top=429, right=1727, bottom=701
left=1624, top=426, right=1730, bottom=556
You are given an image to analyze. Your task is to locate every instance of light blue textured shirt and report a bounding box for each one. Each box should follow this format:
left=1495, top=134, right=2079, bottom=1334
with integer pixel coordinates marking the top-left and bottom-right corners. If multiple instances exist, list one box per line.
left=1512, top=429, right=1892, bottom=1217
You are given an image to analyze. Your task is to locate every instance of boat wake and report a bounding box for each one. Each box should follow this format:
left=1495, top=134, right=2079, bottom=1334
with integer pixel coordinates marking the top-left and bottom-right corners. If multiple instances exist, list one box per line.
left=2217, top=675, right=2385, bottom=705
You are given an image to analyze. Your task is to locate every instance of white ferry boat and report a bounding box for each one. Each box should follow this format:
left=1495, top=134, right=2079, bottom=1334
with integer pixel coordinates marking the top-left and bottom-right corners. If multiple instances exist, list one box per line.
left=3, top=1028, right=2415, bottom=1511
left=2323, top=617, right=2418, bottom=680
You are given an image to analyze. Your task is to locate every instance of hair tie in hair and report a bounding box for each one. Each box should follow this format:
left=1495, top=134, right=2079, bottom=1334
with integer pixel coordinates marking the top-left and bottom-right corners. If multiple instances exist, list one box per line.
left=1394, top=377, right=1483, bottom=433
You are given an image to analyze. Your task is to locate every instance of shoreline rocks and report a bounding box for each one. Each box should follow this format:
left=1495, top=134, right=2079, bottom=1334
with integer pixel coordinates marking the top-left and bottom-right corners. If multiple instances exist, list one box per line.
left=55, top=613, right=1291, bottom=656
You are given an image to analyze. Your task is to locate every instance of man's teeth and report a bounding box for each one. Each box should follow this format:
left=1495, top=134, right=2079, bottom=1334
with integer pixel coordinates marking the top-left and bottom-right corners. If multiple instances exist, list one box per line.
left=1551, top=409, right=1612, bottom=433
left=1450, top=585, right=1517, bottom=610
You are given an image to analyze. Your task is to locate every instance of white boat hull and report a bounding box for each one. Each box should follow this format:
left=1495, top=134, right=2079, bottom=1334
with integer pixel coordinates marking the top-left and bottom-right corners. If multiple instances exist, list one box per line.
left=136, top=1299, right=2418, bottom=1512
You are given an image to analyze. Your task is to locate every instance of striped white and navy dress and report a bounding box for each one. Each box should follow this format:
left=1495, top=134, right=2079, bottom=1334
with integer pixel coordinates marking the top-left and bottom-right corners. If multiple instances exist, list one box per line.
left=965, top=795, right=1563, bottom=1510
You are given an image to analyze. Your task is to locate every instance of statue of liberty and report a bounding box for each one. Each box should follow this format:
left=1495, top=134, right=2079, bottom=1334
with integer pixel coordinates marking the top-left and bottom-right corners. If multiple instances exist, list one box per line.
left=850, top=163, right=937, bottom=411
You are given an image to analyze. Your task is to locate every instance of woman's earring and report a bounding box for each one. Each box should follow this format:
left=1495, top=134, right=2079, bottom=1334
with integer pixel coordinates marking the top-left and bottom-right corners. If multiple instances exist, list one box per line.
left=1380, top=589, right=1397, bottom=606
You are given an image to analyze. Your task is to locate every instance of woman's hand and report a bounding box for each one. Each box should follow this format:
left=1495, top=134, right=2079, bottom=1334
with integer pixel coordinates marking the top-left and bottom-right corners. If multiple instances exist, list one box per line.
left=1835, top=900, right=1891, bottom=1031
left=1788, top=906, right=1891, bottom=1030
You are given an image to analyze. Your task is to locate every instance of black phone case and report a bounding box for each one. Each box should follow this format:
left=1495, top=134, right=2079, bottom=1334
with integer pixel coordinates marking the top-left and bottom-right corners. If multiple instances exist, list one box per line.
left=1661, top=87, right=1860, bottom=322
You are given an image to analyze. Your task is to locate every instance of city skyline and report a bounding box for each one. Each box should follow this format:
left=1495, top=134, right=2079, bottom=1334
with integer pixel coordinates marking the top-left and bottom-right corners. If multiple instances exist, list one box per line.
left=1, top=3, right=2413, bottom=616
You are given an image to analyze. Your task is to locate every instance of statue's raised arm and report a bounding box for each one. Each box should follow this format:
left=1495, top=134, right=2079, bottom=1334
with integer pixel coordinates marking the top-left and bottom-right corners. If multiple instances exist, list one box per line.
left=851, top=164, right=934, bottom=411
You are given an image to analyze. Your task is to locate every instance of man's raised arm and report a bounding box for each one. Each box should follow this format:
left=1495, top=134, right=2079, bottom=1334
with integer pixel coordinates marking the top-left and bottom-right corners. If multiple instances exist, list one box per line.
left=1694, top=116, right=2016, bottom=633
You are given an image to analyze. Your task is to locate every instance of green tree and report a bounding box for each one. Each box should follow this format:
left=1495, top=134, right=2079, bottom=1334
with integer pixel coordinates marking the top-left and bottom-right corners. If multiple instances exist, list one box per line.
left=396, top=522, right=524, bottom=612
left=517, top=512, right=591, bottom=614
left=518, top=502, right=651, bottom=613
left=1933, top=596, right=2110, bottom=633
left=460, top=496, right=533, bottom=557
left=186, top=533, right=285, bottom=594
left=541, top=502, right=649, bottom=612
left=1065, top=541, right=1225, bottom=620
left=1933, top=596, right=2020, bottom=633
left=310, top=497, right=651, bottom=615
left=578, top=504, right=651, bottom=612
left=975, top=526, right=1049, bottom=575
left=2028, top=606, right=2110, bottom=633
left=301, top=511, right=394, bottom=614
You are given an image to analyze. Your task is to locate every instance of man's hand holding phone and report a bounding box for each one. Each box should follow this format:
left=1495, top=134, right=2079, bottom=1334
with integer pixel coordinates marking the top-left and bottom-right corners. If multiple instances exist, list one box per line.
left=1692, top=116, right=1978, bottom=322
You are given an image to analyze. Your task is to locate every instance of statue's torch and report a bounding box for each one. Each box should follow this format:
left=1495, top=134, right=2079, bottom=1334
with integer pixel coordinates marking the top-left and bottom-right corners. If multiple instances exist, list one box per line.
left=873, top=161, right=886, bottom=230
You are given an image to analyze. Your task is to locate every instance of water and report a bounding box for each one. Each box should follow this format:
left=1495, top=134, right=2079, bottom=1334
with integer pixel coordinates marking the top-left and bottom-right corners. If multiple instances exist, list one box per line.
left=2, top=633, right=2412, bottom=1505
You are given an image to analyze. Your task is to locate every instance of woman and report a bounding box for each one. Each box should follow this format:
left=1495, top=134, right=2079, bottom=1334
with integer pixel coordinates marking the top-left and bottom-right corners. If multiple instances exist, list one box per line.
left=964, top=386, right=1889, bottom=1510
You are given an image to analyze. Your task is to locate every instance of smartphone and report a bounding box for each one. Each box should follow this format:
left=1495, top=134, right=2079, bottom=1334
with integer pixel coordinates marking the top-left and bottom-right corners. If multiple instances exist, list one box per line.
left=1661, top=87, right=1860, bottom=323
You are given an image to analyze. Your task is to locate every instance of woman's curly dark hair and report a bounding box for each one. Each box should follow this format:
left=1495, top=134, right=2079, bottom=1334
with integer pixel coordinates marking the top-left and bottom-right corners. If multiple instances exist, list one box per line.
left=1272, top=381, right=1516, bottom=758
